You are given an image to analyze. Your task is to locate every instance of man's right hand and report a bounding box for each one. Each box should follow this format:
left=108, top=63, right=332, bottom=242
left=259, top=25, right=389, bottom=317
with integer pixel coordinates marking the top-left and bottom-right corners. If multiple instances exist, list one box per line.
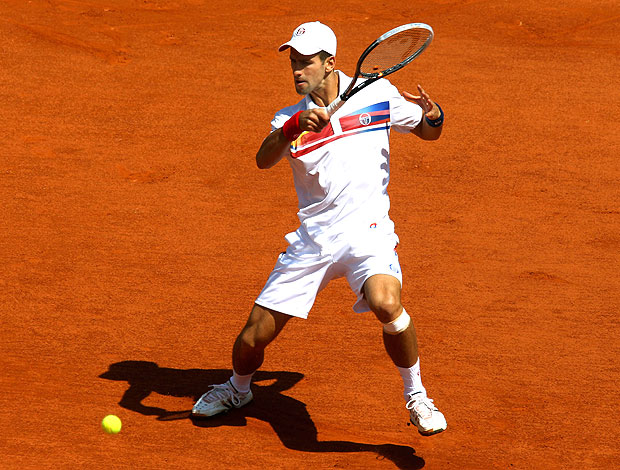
left=299, top=108, right=330, bottom=133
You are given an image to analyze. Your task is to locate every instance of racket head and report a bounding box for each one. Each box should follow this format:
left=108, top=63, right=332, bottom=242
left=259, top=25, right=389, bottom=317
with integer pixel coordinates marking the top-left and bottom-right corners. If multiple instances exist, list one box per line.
left=356, top=23, right=434, bottom=79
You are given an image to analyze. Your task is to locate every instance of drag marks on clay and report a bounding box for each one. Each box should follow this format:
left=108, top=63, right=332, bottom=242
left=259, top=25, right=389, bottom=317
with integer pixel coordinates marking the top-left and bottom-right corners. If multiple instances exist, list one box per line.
left=498, top=18, right=620, bottom=41
left=44, top=0, right=181, bottom=12
left=586, top=234, right=620, bottom=250
left=592, top=209, right=620, bottom=215
left=20, top=135, right=85, bottom=160
left=227, top=41, right=266, bottom=58
left=545, top=13, right=620, bottom=38
left=431, top=0, right=488, bottom=4
left=11, top=21, right=130, bottom=64
left=158, top=31, right=182, bottom=46
left=139, top=0, right=181, bottom=11
left=494, top=8, right=620, bottom=44
left=116, top=164, right=176, bottom=184
left=517, top=271, right=569, bottom=284
left=3, top=1, right=201, bottom=64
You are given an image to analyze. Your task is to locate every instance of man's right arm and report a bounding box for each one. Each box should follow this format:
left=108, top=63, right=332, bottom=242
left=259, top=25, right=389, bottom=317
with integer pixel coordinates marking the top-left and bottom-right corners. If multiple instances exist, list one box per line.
left=256, top=128, right=291, bottom=169
left=256, top=108, right=331, bottom=170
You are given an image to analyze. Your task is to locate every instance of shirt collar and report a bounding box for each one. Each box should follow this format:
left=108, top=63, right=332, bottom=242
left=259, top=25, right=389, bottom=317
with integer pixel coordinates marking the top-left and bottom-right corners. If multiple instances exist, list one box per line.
left=305, top=70, right=351, bottom=109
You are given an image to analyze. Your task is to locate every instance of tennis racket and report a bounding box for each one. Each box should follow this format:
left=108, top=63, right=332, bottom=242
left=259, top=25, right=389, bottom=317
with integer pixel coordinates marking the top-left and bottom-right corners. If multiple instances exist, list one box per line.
left=325, top=23, right=434, bottom=116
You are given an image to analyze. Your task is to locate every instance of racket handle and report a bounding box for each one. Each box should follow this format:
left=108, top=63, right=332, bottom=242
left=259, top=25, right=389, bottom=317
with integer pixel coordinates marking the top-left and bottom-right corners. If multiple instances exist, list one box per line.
left=325, top=96, right=344, bottom=117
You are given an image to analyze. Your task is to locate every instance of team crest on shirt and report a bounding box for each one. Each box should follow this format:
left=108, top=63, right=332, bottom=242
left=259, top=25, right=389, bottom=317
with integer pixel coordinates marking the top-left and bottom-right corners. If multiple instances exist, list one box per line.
left=339, top=101, right=390, bottom=133
left=359, top=113, right=371, bottom=126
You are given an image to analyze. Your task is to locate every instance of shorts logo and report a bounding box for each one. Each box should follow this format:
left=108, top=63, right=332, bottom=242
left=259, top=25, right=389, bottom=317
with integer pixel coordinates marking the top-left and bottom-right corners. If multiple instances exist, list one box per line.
left=294, top=27, right=306, bottom=36
left=359, top=113, right=371, bottom=126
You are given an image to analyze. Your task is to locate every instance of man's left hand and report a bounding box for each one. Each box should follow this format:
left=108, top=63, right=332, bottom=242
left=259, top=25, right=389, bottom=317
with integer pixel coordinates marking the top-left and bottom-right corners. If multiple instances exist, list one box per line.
left=402, top=85, right=440, bottom=121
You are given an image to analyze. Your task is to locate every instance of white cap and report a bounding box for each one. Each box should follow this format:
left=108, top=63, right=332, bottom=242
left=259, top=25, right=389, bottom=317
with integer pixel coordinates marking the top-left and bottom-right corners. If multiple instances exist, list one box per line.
left=278, top=21, right=337, bottom=56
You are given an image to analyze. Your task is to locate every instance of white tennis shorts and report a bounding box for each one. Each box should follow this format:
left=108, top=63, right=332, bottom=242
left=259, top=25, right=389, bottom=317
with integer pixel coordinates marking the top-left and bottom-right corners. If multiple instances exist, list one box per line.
left=255, top=226, right=402, bottom=319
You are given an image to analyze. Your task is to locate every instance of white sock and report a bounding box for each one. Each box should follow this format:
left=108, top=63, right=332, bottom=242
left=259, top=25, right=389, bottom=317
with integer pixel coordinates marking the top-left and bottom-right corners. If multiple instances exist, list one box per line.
left=230, top=370, right=254, bottom=393
left=397, top=358, right=426, bottom=401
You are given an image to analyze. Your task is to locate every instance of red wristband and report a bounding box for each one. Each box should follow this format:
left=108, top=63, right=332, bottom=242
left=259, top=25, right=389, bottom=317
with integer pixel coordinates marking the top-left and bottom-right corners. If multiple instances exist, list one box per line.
left=282, top=111, right=303, bottom=141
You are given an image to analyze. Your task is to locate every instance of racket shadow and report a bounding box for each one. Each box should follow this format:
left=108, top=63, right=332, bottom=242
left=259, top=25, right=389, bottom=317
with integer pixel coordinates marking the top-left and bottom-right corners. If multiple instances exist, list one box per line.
left=99, top=361, right=424, bottom=470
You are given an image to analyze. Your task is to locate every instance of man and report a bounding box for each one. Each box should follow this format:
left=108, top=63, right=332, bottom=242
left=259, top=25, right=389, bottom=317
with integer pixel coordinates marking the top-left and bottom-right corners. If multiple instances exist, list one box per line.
left=192, top=21, right=447, bottom=436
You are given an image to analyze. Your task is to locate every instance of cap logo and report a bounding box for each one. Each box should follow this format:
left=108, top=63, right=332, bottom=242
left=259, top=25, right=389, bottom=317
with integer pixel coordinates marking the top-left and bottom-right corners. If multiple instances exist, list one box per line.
left=294, top=27, right=306, bottom=36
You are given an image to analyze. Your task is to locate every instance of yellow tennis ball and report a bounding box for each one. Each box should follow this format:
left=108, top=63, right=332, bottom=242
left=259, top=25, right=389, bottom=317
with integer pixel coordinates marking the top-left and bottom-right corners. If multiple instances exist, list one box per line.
left=101, top=415, right=122, bottom=434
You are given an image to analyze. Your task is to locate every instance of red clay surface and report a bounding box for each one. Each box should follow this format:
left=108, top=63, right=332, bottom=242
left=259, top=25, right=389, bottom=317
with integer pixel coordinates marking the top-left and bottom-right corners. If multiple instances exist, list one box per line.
left=1, top=1, right=619, bottom=469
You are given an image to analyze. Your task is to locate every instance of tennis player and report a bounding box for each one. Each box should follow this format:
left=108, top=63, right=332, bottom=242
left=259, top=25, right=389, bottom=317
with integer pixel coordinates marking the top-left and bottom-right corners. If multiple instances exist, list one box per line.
left=193, top=21, right=447, bottom=436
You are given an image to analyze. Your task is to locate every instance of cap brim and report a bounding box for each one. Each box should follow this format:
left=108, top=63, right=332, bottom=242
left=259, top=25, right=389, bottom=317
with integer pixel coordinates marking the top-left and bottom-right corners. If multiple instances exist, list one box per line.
left=278, top=42, right=323, bottom=56
left=278, top=43, right=291, bottom=52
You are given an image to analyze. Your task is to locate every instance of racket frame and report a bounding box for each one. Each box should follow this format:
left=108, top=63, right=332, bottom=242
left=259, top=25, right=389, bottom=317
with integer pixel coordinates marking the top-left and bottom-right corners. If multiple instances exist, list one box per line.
left=326, top=23, right=433, bottom=116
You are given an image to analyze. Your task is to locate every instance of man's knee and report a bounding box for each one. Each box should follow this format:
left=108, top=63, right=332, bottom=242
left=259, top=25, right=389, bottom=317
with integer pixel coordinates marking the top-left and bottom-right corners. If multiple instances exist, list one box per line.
left=364, top=274, right=403, bottom=321
left=370, top=293, right=402, bottom=322
left=365, top=288, right=402, bottom=323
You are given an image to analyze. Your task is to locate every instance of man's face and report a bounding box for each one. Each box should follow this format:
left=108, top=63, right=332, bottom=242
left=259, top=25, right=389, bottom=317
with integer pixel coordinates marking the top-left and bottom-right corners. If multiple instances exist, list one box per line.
left=289, top=49, right=329, bottom=95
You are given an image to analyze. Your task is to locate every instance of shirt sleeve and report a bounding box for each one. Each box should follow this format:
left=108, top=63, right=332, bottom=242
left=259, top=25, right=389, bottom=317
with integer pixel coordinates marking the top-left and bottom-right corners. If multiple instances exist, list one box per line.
left=386, top=82, right=424, bottom=133
left=270, top=100, right=307, bottom=132
left=271, top=112, right=290, bottom=132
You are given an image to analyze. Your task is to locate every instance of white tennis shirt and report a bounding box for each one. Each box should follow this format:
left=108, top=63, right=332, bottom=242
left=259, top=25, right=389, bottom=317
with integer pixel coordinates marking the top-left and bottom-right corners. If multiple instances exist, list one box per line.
left=271, top=71, right=423, bottom=249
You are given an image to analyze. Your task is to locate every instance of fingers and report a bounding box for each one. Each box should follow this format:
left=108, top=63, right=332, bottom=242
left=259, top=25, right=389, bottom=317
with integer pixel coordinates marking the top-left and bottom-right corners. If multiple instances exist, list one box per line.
left=314, top=107, right=330, bottom=123
left=417, top=84, right=429, bottom=98
left=402, top=90, right=420, bottom=101
left=416, top=84, right=434, bottom=112
left=402, top=85, right=436, bottom=115
left=300, top=108, right=330, bottom=132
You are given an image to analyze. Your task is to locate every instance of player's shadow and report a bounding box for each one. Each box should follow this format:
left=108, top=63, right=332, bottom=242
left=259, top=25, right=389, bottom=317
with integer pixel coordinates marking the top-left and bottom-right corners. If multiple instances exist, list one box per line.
left=99, top=361, right=425, bottom=469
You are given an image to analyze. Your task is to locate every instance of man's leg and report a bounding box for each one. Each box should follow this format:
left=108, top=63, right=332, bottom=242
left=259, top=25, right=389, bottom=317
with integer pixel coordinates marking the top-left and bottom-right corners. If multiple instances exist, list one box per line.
left=233, top=303, right=292, bottom=375
left=363, top=274, right=447, bottom=435
left=363, top=274, right=417, bottom=368
left=192, top=304, right=292, bottom=417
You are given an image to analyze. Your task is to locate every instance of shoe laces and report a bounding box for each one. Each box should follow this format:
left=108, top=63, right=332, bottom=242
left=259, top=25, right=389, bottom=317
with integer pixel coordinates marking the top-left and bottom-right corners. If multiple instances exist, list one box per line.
left=208, top=381, right=244, bottom=406
left=406, top=393, right=436, bottom=413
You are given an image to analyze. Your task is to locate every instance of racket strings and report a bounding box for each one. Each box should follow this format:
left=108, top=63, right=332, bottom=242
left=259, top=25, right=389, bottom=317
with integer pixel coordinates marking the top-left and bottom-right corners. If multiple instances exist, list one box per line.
left=361, top=29, right=432, bottom=76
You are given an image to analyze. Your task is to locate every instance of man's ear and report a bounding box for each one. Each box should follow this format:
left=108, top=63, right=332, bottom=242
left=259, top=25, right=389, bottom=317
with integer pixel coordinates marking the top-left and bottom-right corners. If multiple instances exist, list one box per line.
left=325, top=56, right=336, bottom=73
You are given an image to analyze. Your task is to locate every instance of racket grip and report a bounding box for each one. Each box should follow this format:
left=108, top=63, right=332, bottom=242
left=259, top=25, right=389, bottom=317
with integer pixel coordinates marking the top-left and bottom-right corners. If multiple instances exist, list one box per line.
left=325, top=96, right=344, bottom=117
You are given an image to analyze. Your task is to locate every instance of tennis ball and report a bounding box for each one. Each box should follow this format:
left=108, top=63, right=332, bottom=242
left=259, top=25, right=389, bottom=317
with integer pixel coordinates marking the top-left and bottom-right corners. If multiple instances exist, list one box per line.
left=101, top=415, right=122, bottom=434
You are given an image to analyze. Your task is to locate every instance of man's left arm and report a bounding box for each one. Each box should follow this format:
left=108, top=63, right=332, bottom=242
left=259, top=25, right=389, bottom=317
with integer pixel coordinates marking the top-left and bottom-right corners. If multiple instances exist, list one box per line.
left=402, top=85, right=444, bottom=141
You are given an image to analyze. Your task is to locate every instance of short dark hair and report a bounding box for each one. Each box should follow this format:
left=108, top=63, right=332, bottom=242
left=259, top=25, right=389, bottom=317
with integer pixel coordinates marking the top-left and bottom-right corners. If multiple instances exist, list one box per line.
left=318, top=50, right=333, bottom=62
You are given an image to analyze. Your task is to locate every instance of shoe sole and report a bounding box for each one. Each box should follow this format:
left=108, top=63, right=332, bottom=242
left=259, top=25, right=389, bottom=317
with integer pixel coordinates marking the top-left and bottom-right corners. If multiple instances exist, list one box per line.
left=191, top=407, right=229, bottom=418
left=410, top=420, right=447, bottom=436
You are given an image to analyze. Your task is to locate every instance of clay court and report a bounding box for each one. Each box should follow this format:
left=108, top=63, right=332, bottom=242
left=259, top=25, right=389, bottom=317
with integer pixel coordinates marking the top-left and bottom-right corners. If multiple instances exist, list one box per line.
left=1, top=0, right=618, bottom=468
